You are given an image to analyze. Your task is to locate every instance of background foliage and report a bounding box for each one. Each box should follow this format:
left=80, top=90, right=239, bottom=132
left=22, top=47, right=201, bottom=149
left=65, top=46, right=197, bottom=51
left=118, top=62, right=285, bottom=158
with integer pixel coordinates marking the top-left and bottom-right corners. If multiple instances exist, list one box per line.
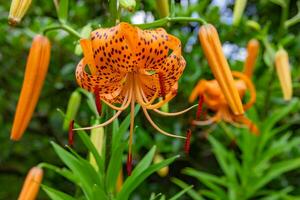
left=0, top=0, right=300, bottom=199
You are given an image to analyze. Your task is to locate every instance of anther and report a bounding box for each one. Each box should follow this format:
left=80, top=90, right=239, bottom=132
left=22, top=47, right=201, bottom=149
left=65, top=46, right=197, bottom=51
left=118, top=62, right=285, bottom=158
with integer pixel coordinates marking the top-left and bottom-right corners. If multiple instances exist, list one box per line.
left=126, top=153, right=133, bottom=176
left=196, top=95, right=204, bottom=120
left=184, top=129, right=192, bottom=155
left=68, top=120, right=75, bottom=147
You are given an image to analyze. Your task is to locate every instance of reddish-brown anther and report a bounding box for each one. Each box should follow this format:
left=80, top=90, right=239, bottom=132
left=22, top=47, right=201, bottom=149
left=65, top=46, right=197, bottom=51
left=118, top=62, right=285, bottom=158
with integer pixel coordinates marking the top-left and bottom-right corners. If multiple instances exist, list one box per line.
left=126, top=153, right=132, bottom=176
left=184, top=129, right=192, bottom=155
left=196, top=95, right=204, bottom=120
left=68, top=120, right=74, bottom=147
left=94, top=86, right=102, bottom=115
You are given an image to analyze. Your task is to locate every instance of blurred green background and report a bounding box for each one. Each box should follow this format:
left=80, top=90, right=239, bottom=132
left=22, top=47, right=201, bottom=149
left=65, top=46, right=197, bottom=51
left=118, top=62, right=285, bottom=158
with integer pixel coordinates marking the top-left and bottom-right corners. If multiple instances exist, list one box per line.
left=0, top=0, right=300, bottom=199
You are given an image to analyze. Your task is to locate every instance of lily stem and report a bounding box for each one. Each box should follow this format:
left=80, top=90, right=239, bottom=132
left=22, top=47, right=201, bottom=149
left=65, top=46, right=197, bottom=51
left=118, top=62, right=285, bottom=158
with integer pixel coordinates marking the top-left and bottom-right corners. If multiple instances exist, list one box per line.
left=136, top=16, right=207, bottom=29
left=43, top=23, right=81, bottom=39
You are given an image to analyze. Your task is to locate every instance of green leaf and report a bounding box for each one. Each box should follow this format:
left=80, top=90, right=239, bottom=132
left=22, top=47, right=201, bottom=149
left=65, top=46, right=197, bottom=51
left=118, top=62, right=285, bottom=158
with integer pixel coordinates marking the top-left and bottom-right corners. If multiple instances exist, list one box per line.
left=172, top=178, right=204, bottom=200
left=106, top=142, right=126, bottom=192
left=42, top=185, right=76, bottom=200
left=169, top=185, right=194, bottom=200
left=51, top=142, right=105, bottom=199
left=117, top=153, right=178, bottom=200
left=249, top=158, right=300, bottom=195
left=58, top=0, right=69, bottom=23
left=77, top=130, right=105, bottom=176
left=39, top=163, right=77, bottom=183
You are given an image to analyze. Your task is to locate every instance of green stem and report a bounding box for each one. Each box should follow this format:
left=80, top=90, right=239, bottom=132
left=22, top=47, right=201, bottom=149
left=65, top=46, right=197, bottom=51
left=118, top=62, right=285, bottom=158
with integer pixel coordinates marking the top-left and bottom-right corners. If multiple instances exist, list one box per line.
left=284, top=1, right=300, bottom=28
left=136, top=16, right=207, bottom=29
left=43, top=24, right=81, bottom=39
left=108, top=0, right=118, bottom=26
left=279, top=0, right=289, bottom=35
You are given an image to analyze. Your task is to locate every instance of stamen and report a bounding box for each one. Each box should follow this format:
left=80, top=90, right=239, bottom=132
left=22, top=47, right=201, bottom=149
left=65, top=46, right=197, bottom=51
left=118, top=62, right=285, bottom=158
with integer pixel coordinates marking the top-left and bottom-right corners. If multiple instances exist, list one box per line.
left=128, top=93, right=135, bottom=176
left=68, top=120, right=74, bottom=147
left=196, top=95, right=204, bottom=120
left=126, top=153, right=132, bottom=176
left=192, top=111, right=221, bottom=126
left=153, top=104, right=198, bottom=116
left=142, top=107, right=186, bottom=139
left=158, top=72, right=166, bottom=100
left=94, top=86, right=102, bottom=115
left=184, top=129, right=192, bottom=154
left=73, top=90, right=132, bottom=131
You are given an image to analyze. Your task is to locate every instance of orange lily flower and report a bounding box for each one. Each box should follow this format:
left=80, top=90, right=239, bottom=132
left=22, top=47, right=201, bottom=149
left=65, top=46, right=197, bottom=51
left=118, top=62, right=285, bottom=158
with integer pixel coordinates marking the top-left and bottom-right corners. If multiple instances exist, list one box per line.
left=275, top=49, right=293, bottom=101
left=73, top=22, right=196, bottom=172
left=18, top=166, right=43, bottom=200
left=190, top=39, right=260, bottom=135
left=10, top=35, right=51, bottom=141
left=198, top=24, right=244, bottom=116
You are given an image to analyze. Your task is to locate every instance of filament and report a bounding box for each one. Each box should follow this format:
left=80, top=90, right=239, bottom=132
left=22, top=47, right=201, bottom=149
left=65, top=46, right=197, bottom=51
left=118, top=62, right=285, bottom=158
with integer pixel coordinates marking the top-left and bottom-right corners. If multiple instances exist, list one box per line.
left=142, top=107, right=186, bottom=139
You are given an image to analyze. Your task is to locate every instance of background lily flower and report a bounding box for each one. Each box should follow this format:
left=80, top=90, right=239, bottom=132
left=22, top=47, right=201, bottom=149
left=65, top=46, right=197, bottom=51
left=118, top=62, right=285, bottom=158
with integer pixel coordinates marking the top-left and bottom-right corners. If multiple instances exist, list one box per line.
left=243, top=39, right=260, bottom=78
left=74, top=22, right=197, bottom=172
left=198, top=24, right=244, bottom=116
left=18, top=166, right=43, bottom=200
left=275, top=49, right=293, bottom=101
left=8, top=0, right=32, bottom=25
left=10, top=35, right=51, bottom=141
left=190, top=38, right=260, bottom=135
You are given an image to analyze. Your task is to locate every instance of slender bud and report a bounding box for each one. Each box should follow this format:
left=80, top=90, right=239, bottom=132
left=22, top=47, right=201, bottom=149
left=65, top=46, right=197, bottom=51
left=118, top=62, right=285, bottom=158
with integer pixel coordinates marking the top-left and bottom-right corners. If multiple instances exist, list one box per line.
left=233, top=0, right=247, bottom=26
left=11, top=35, right=51, bottom=141
left=9, top=0, right=32, bottom=25
left=155, top=0, right=169, bottom=18
left=275, top=49, right=293, bottom=101
left=120, top=0, right=136, bottom=12
left=153, top=154, right=169, bottom=177
left=116, top=169, right=123, bottom=192
left=198, top=24, right=244, bottom=115
left=18, top=167, right=43, bottom=200
left=63, top=91, right=82, bottom=131
left=243, top=39, right=260, bottom=78
left=246, top=20, right=261, bottom=31
left=89, top=121, right=104, bottom=170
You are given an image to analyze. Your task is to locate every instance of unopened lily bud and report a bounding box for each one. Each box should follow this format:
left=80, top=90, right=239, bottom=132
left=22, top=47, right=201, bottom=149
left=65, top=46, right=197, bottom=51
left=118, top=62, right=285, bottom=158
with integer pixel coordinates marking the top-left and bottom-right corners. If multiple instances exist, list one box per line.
left=18, top=167, right=43, bottom=200
left=243, top=39, right=260, bottom=78
left=155, top=0, right=169, bottom=18
left=120, top=0, right=136, bottom=12
left=233, top=0, right=247, bottom=26
left=63, top=91, right=82, bottom=131
left=11, top=35, right=51, bottom=141
left=9, top=0, right=32, bottom=25
left=198, top=24, right=244, bottom=115
left=89, top=121, right=104, bottom=170
left=154, top=154, right=169, bottom=177
left=246, top=20, right=261, bottom=31
left=116, top=169, right=123, bottom=192
left=275, top=49, right=293, bottom=101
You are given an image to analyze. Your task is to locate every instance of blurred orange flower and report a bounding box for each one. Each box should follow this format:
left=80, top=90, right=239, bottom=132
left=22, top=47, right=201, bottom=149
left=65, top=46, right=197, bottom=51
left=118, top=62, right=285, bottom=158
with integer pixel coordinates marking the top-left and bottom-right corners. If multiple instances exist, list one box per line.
left=190, top=39, right=260, bottom=135
left=11, top=35, right=51, bottom=141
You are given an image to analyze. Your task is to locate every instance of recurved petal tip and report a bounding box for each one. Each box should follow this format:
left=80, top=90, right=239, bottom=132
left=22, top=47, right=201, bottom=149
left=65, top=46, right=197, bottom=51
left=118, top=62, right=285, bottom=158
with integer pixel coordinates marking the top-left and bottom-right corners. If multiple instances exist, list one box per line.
left=275, top=49, right=293, bottom=101
left=198, top=24, right=244, bottom=115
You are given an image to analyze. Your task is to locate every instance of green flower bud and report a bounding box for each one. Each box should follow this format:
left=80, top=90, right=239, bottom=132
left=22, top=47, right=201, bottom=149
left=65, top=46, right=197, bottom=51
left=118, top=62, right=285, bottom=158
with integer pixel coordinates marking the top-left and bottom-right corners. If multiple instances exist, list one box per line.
left=63, top=90, right=81, bottom=131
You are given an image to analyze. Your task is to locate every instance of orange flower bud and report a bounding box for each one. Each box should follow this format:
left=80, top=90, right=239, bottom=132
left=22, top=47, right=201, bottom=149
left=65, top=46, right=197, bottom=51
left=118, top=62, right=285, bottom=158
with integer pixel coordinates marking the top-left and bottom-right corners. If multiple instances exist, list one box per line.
left=198, top=24, right=244, bottom=115
left=275, top=49, right=293, bottom=101
left=11, top=35, right=51, bottom=141
left=243, top=39, right=259, bottom=78
left=18, top=167, right=43, bottom=200
left=8, top=0, right=32, bottom=25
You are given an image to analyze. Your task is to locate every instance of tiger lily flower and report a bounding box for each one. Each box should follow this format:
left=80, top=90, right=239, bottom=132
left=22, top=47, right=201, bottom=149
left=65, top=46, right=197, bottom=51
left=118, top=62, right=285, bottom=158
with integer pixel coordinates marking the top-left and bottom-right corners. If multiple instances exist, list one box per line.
left=275, top=49, right=293, bottom=101
left=243, top=39, right=260, bottom=78
left=190, top=39, right=260, bottom=135
left=11, top=35, right=51, bottom=141
left=18, top=166, right=43, bottom=200
left=198, top=24, right=244, bottom=116
left=73, top=22, right=196, bottom=171
left=8, top=0, right=32, bottom=25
